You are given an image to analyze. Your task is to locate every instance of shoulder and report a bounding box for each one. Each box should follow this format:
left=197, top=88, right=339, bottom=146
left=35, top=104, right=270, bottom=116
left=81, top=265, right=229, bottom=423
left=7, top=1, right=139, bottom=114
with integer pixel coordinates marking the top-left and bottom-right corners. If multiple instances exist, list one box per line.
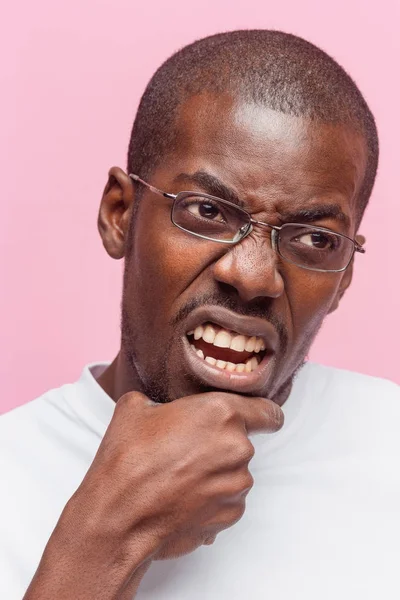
left=0, top=378, right=105, bottom=599
left=302, top=363, right=400, bottom=448
left=0, top=384, right=73, bottom=433
left=0, top=384, right=86, bottom=478
left=0, top=374, right=107, bottom=526
left=0, top=364, right=112, bottom=475
left=305, top=362, right=399, bottom=403
left=277, top=364, right=400, bottom=482
left=0, top=362, right=112, bottom=446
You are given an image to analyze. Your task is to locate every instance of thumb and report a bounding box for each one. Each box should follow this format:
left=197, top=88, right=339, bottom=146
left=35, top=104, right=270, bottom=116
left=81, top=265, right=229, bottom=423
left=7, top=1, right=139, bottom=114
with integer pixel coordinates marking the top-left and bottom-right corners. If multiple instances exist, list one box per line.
left=112, top=390, right=157, bottom=423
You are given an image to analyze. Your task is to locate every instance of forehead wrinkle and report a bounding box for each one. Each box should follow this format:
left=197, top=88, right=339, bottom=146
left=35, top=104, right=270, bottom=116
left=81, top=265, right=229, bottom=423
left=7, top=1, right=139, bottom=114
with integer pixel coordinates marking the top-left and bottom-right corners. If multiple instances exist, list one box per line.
left=168, top=96, right=367, bottom=221
left=237, top=160, right=361, bottom=224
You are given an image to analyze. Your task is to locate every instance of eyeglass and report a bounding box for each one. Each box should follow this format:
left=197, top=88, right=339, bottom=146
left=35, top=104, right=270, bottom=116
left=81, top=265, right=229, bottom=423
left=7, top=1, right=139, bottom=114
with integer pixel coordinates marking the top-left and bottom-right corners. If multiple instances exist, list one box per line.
left=129, top=173, right=365, bottom=273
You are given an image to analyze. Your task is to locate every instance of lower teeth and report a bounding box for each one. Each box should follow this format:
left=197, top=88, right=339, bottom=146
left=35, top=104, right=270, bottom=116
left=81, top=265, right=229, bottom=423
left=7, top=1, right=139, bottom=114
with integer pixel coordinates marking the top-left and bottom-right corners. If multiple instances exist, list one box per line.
left=190, top=345, right=259, bottom=372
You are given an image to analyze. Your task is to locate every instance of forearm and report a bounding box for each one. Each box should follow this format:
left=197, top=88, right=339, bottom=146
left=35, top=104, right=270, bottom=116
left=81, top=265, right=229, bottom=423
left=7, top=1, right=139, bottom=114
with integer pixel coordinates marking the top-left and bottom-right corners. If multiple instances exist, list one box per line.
left=24, top=556, right=151, bottom=600
left=117, top=560, right=152, bottom=600
left=23, top=503, right=156, bottom=600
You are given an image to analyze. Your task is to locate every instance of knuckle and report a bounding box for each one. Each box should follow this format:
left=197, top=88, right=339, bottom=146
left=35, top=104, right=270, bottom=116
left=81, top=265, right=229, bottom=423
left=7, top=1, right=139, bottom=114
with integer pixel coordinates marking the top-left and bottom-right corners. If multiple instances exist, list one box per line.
left=207, top=396, right=237, bottom=423
left=233, top=503, right=246, bottom=522
left=240, top=471, right=254, bottom=493
left=227, top=438, right=254, bottom=466
left=208, top=503, right=246, bottom=533
left=239, top=440, right=255, bottom=463
left=225, top=503, right=246, bottom=527
left=115, top=391, right=148, bottom=412
left=115, top=392, right=134, bottom=410
left=230, top=471, right=254, bottom=496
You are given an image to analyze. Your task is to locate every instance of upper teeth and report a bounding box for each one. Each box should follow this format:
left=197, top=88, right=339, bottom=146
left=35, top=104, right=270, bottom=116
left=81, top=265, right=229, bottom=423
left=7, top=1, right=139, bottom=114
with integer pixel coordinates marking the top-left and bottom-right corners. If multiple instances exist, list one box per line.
left=189, top=324, right=265, bottom=353
left=190, top=346, right=260, bottom=373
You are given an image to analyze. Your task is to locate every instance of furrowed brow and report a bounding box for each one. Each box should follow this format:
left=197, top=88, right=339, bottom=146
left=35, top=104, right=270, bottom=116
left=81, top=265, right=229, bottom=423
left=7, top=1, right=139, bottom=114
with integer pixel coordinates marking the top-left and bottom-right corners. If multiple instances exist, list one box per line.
left=173, top=171, right=245, bottom=208
left=280, top=205, right=351, bottom=230
left=172, top=174, right=351, bottom=229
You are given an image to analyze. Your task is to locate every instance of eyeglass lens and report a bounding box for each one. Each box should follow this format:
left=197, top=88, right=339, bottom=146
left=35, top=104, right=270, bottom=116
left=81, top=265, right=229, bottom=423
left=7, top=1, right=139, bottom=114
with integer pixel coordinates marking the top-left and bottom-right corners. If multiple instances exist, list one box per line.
left=172, top=193, right=250, bottom=242
left=172, top=193, right=354, bottom=271
left=277, top=224, right=353, bottom=271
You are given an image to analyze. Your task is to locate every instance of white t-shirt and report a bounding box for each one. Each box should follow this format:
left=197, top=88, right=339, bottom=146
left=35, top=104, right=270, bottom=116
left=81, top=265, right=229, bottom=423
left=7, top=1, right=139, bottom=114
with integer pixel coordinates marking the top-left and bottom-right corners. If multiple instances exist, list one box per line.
left=1, top=362, right=400, bottom=599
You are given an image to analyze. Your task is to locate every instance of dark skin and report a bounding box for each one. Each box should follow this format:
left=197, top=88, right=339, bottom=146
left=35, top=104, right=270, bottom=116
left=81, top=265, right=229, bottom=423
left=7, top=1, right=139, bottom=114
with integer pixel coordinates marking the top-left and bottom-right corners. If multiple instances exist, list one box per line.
left=24, top=94, right=367, bottom=599
left=98, top=95, right=366, bottom=405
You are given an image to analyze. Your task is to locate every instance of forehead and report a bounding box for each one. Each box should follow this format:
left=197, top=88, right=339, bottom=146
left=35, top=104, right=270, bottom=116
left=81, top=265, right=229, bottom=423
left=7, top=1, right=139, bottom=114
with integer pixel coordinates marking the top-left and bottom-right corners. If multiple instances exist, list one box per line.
left=163, top=93, right=367, bottom=227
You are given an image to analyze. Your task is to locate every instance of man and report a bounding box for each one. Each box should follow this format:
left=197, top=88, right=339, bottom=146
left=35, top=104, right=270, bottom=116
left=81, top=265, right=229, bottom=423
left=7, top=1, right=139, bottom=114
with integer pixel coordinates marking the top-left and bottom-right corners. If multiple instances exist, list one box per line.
left=1, top=29, right=399, bottom=599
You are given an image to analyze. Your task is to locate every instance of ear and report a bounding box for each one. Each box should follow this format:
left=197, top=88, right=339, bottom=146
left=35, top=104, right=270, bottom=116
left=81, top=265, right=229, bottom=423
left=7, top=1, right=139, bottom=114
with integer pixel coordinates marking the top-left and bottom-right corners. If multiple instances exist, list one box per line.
left=328, top=234, right=366, bottom=314
left=98, top=167, right=134, bottom=259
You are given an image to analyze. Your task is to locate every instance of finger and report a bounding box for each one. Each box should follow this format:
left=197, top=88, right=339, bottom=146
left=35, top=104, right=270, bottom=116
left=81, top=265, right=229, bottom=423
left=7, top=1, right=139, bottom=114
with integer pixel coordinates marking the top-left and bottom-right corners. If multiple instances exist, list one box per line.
left=194, top=392, right=284, bottom=434
left=238, top=396, right=284, bottom=434
left=107, top=391, right=157, bottom=436
left=203, top=535, right=217, bottom=545
left=114, top=391, right=156, bottom=417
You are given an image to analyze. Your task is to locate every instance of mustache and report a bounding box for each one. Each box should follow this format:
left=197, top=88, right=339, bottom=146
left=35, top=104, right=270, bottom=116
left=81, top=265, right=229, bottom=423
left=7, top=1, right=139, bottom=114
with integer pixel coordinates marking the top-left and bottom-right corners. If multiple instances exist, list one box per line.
left=171, top=293, right=288, bottom=353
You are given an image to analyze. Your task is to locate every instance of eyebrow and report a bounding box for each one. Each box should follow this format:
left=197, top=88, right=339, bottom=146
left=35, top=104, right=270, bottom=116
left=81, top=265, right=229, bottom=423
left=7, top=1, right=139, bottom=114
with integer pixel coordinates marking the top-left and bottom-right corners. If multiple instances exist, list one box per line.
left=279, top=205, right=351, bottom=230
left=173, top=171, right=351, bottom=230
left=173, top=171, right=245, bottom=208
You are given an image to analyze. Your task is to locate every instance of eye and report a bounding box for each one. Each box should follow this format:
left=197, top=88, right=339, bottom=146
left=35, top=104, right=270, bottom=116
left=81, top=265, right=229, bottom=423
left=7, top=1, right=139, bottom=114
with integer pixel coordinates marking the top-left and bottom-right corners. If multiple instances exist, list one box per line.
left=186, top=199, right=225, bottom=222
left=297, top=231, right=337, bottom=250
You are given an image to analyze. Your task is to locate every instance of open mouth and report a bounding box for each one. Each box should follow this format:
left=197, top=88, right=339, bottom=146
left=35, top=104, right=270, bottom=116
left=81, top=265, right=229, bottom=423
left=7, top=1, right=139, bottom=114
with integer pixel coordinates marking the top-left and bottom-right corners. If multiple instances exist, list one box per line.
left=187, top=322, right=268, bottom=373
left=181, top=306, right=278, bottom=394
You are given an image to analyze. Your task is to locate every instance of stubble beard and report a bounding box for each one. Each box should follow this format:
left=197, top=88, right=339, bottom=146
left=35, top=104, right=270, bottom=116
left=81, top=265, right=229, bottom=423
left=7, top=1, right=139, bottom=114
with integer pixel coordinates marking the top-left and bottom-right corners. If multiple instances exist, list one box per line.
left=120, top=300, right=318, bottom=406
left=121, top=234, right=321, bottom=404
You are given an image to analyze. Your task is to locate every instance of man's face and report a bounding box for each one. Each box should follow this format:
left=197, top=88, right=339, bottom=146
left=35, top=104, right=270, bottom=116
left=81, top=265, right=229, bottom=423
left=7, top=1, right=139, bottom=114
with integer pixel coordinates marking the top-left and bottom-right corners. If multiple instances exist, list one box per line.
left=118, top=94, right=367, bottom=404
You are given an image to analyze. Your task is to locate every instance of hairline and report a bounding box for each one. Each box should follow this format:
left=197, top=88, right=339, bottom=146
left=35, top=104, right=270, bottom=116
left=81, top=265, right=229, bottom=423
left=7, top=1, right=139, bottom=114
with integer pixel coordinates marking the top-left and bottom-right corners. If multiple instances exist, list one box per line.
left=132, top=91, right=370, bottom=228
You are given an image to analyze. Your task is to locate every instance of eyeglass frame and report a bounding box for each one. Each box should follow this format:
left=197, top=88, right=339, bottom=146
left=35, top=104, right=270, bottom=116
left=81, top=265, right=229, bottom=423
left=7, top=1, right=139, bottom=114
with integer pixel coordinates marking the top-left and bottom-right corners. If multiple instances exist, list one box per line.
left=129, top=173, right=365, bottom=273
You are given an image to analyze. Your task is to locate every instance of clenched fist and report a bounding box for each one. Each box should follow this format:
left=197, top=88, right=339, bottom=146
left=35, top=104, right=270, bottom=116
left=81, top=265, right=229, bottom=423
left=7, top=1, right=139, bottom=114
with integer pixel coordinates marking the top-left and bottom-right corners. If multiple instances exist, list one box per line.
left=24, top=391, right=284, bottom=600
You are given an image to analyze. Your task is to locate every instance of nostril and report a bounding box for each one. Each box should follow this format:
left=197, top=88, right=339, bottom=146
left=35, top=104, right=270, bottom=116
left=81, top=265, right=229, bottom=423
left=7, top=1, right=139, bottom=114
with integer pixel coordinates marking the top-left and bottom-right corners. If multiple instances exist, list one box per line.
left=212, top=239, right=284, bottom=302
left=217, top=281, right=239, bottom=298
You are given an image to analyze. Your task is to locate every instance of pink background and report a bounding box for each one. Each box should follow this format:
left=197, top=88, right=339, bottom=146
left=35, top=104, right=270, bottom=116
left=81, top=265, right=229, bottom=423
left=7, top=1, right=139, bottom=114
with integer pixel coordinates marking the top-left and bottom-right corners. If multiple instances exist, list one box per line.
left=1, top=0, right=399, bottom=413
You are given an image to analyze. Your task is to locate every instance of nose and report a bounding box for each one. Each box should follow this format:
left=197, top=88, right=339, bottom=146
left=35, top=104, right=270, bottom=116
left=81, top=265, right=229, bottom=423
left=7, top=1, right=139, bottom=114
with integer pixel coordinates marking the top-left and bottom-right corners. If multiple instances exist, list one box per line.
left=212, top=233, right=284, bottom=303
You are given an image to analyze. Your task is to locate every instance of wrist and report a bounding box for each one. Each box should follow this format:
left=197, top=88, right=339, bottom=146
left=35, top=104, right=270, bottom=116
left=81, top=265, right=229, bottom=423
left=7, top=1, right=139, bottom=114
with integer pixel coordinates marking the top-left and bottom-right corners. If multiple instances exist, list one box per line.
left=53, top=498, right=159, bottom=572
left=24, top=499, right=159, bottom=600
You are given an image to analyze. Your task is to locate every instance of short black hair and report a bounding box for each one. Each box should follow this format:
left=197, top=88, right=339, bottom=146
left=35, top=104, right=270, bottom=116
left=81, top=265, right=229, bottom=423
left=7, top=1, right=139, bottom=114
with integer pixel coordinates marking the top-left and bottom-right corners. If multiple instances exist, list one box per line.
left=127, top=30, right=378, bottom=218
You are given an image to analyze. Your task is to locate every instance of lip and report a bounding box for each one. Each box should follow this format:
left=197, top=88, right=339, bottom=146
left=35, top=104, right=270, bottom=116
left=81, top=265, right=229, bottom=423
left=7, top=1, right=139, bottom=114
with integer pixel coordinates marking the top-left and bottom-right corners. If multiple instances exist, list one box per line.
left=181, top=305, right=279, bottom=395
left=184, top=305, right=279, bottom=353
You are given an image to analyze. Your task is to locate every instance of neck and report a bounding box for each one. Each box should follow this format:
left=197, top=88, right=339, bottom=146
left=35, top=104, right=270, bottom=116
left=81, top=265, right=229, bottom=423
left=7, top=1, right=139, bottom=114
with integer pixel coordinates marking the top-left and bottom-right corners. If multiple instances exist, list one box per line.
left=96, top=351, right=142, bottom=402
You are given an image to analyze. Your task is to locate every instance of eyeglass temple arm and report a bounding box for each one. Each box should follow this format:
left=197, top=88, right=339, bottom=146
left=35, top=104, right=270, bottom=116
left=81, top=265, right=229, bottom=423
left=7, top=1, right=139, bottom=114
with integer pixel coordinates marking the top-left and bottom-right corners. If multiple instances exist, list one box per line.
left=130, top=173, right=366, bottom=254
left=129, top=174, right=176, bottom=200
